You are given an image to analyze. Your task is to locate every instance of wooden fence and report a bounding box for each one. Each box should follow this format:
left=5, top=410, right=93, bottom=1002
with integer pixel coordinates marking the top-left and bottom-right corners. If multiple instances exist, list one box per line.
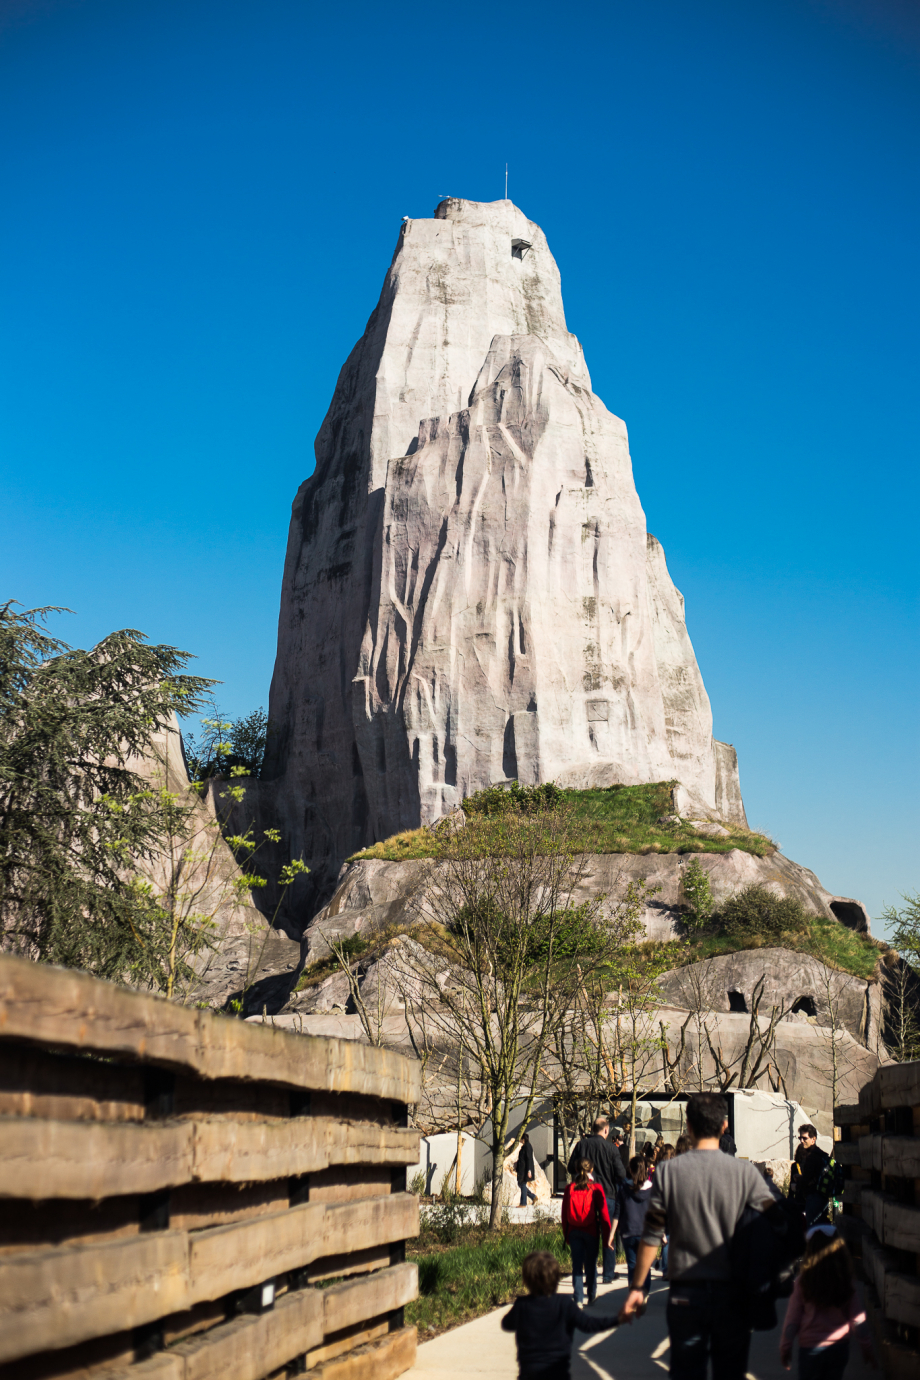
left=0, top=954, right=421, bottom=1380
left=835, top=1059, right=920, bottom=1380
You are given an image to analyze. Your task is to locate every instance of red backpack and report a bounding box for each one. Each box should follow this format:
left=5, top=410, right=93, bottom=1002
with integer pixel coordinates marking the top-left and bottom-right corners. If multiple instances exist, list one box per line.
left=564, top=1182, right=608, bottom=1234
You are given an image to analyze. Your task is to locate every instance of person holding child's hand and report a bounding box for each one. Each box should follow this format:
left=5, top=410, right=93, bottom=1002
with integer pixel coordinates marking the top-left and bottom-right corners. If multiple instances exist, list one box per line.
left=501, top=1251, right=629, bottom=1380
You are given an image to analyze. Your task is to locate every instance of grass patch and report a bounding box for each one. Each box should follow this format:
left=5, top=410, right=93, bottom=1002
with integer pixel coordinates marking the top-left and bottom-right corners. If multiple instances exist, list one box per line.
left=406, top=1217, right=572, bottom=1337
left=349, top=782, right=774, bottom=864
left=689, top=912, right=881, bottom=981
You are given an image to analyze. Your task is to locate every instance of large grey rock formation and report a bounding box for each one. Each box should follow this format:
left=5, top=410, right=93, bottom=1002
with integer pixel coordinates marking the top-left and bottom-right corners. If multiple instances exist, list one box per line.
left=264, top=198, right=746, bottom=892
left=301, top=846, right=871, bottom=960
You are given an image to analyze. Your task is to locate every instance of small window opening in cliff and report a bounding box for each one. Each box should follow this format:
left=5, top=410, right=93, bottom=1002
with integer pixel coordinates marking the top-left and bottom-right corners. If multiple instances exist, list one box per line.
left=727, top=990, right=747, bottom=1013
left=511, top=238, right=533, bottom=260
left=791, top=995, right=817, bottom=1018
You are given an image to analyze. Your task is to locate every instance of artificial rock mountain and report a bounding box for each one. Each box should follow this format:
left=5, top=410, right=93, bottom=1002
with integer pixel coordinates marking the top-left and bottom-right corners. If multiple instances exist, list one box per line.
left=264, top=198, right=747, bottom=891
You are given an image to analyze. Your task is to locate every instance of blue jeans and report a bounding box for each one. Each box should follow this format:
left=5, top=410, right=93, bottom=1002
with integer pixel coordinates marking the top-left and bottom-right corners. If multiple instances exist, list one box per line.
left=667, top=1279, right=751, bottom=1380
left=519, top=1181, right=536, bottom=1206
left=569, top=1230, right=599, bottom=1304
left=799, top=1341, right=849, bottom=1380
left=622, top=1234, right=648, bottom=1289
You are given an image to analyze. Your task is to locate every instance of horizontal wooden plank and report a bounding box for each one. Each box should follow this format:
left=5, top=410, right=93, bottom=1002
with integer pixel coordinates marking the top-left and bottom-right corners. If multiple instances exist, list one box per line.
left=192, top=1118, right=420, bottom=1186
left=834, top=1141, right=861, bottom=1166
left=878, top=1060, right=920, bottom=1112
left=0, top=1116, right=420, bottom=1200
left=188, top=1201, right=324, bottom=1302
left=882, top=1199, right=920, bottom=1253
left=0, top=1119, right=193, bottom=1201
left=189, top=1193, right=416, bottom=1304
left=307, top=1321, right=389, bottom=1370
left=322, top=1263, right=417, bottom=1336
left=0, top=1043, right=145, bottom=1123
left=859, top=1233, right=919, bottom=1336
left=860, top=1189, right=920, bottom=1253
left=879, top=1134, right=920, bottom=1179
left=311, top=1326, right=416, bottom=1380
left=310, top=1245, right=392, bottom=1284
left=86, top=1288, right=323, bottom=1380
left=0, top=1194, right=417, bottom=1363
left=0, top=1230, right=190, bottom=1363
left=833, top=1104, right=864, bottom=1127
left=0, top=955, right=420, bottom=1105
left=173, top=1286, right=323, bottom=1380
left=322, top=1194, right=419, bottom=1262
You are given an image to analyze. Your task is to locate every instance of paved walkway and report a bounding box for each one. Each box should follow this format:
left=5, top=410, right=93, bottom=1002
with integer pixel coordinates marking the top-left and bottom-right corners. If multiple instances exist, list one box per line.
left=408, top=1275, right=873, bottom=1380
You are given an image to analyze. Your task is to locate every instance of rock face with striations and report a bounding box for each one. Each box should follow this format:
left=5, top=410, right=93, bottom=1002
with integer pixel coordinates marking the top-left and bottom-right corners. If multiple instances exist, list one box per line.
left=264, top=199, right=746, bottom=890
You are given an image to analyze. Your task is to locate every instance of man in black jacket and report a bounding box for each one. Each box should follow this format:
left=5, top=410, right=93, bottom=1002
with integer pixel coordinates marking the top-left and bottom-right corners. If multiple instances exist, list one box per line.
left=789, top=1123, right=830, bottom=1226
left=516, top=1132, right=537, bottom=1206
left=567, top=1116, right=626, bottom=1283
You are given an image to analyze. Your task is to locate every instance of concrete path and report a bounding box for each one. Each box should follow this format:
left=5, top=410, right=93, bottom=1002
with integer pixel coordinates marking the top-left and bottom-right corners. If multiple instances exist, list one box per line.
left=408, top=1275, right=873, bottom=1380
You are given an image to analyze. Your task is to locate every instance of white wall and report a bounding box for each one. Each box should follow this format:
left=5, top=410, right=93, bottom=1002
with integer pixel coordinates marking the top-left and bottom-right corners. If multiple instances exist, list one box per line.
left=406, top=1131, right=477, bottom=1196
left=732, top=1089, right=833, bottom=1158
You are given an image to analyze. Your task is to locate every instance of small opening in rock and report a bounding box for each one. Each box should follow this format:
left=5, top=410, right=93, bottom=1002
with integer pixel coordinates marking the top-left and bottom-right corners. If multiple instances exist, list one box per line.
left=829, top=900, right=867, bottom=932
left=727, top=990, right=747, bottom=1013
left=511, top=238, right=533, bottom=260
left=791, top=995, right=817, bottom=1018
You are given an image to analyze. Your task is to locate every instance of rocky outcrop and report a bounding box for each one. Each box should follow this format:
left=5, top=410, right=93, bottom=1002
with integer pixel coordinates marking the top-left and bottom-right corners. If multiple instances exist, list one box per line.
left=262, top=198, right=746, bottom=894
left=658, top=948, right=882, bottom=1048
left=130, top=718, right=302, bottom=1012
left=302, top=845, right=873, bottom=956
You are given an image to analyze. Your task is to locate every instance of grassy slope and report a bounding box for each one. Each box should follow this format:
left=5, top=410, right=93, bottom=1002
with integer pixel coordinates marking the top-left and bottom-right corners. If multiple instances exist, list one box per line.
left=350, top=781, right=774, bottom=863
left=690, top=914, right=881, bottom=981
left=338, top=782, right=880, bottom=982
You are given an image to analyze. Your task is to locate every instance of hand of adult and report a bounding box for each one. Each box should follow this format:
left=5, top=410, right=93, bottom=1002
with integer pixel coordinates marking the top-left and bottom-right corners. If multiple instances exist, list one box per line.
left=621, top=1287, right=647, bottom=1321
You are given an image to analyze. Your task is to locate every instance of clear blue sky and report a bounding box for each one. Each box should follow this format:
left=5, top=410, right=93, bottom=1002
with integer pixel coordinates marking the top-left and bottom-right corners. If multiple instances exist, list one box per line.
left=2, top=0, right=917, bottom=932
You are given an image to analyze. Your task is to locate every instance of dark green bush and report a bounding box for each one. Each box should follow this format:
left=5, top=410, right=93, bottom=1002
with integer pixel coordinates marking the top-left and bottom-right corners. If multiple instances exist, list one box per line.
left=463, top=780, right=563, bottom=817
left=716, top=884, right=809, bottom=939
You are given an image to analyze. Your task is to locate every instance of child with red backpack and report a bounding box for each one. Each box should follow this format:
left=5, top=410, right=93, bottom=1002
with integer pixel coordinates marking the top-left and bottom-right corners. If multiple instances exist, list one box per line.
left=562, top=1159, right=612, bottom=1305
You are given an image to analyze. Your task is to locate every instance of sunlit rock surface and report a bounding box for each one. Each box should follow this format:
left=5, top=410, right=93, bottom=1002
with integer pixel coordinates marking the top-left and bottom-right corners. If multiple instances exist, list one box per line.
left=265, top=198, right=745, bottom=890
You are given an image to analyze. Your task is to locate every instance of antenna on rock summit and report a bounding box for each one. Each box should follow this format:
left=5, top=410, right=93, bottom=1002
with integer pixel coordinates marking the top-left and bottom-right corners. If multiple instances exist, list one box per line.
left=505, top=163, right=508, bottom=200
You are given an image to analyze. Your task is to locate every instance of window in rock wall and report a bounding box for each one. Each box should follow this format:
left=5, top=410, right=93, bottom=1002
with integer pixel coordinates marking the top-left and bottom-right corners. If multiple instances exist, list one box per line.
left=727, top=990, right=748, bottom=1013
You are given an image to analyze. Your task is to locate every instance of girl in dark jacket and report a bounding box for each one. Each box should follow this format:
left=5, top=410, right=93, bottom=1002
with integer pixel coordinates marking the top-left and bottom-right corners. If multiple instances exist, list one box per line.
left=609, top=1157, right=653, bottom=1288
left=561, top=1160, right=612, bottom=1305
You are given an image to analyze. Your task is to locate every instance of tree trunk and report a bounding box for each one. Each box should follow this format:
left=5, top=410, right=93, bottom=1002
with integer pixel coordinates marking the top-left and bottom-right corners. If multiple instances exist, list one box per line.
left=489, top=1104, right=509, bottom=1229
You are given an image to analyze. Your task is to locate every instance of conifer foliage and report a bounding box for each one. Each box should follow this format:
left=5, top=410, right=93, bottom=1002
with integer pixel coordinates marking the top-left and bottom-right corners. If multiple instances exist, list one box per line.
left=0, top=603, right=213, bottom=980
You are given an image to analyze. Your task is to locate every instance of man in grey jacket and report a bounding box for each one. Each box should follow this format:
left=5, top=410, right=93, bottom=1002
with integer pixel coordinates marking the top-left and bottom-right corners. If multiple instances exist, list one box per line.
left=621, top=1093, right=777, bottom=1379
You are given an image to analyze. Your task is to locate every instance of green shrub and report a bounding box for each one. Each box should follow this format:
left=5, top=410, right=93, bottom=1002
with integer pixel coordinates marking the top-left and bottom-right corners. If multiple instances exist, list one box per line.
left=464, top=780, right=564, bottom=817
left=717, top=884, right=809, bottom=940
left=681, top=858, right=714, bottom=930
left=426, top=1198, right=468, bottom=1244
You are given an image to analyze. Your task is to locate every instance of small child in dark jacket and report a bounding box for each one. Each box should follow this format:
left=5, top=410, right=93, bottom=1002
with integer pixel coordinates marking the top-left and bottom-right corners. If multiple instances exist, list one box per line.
left=501, top=1251, right=625, bottom=1380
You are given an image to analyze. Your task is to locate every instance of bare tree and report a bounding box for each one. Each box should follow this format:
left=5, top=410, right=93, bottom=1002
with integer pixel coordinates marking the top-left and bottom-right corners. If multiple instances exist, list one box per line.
left=879, top=949, right=920, bottom=1062
left=390, top=803, right=643, bottom=1227
left=704, top=973, right=788, bottom=1091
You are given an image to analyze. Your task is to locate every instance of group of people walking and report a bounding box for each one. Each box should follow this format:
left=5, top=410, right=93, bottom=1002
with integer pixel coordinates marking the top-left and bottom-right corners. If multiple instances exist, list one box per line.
left=503, top=1093, right=873, bottom=1380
